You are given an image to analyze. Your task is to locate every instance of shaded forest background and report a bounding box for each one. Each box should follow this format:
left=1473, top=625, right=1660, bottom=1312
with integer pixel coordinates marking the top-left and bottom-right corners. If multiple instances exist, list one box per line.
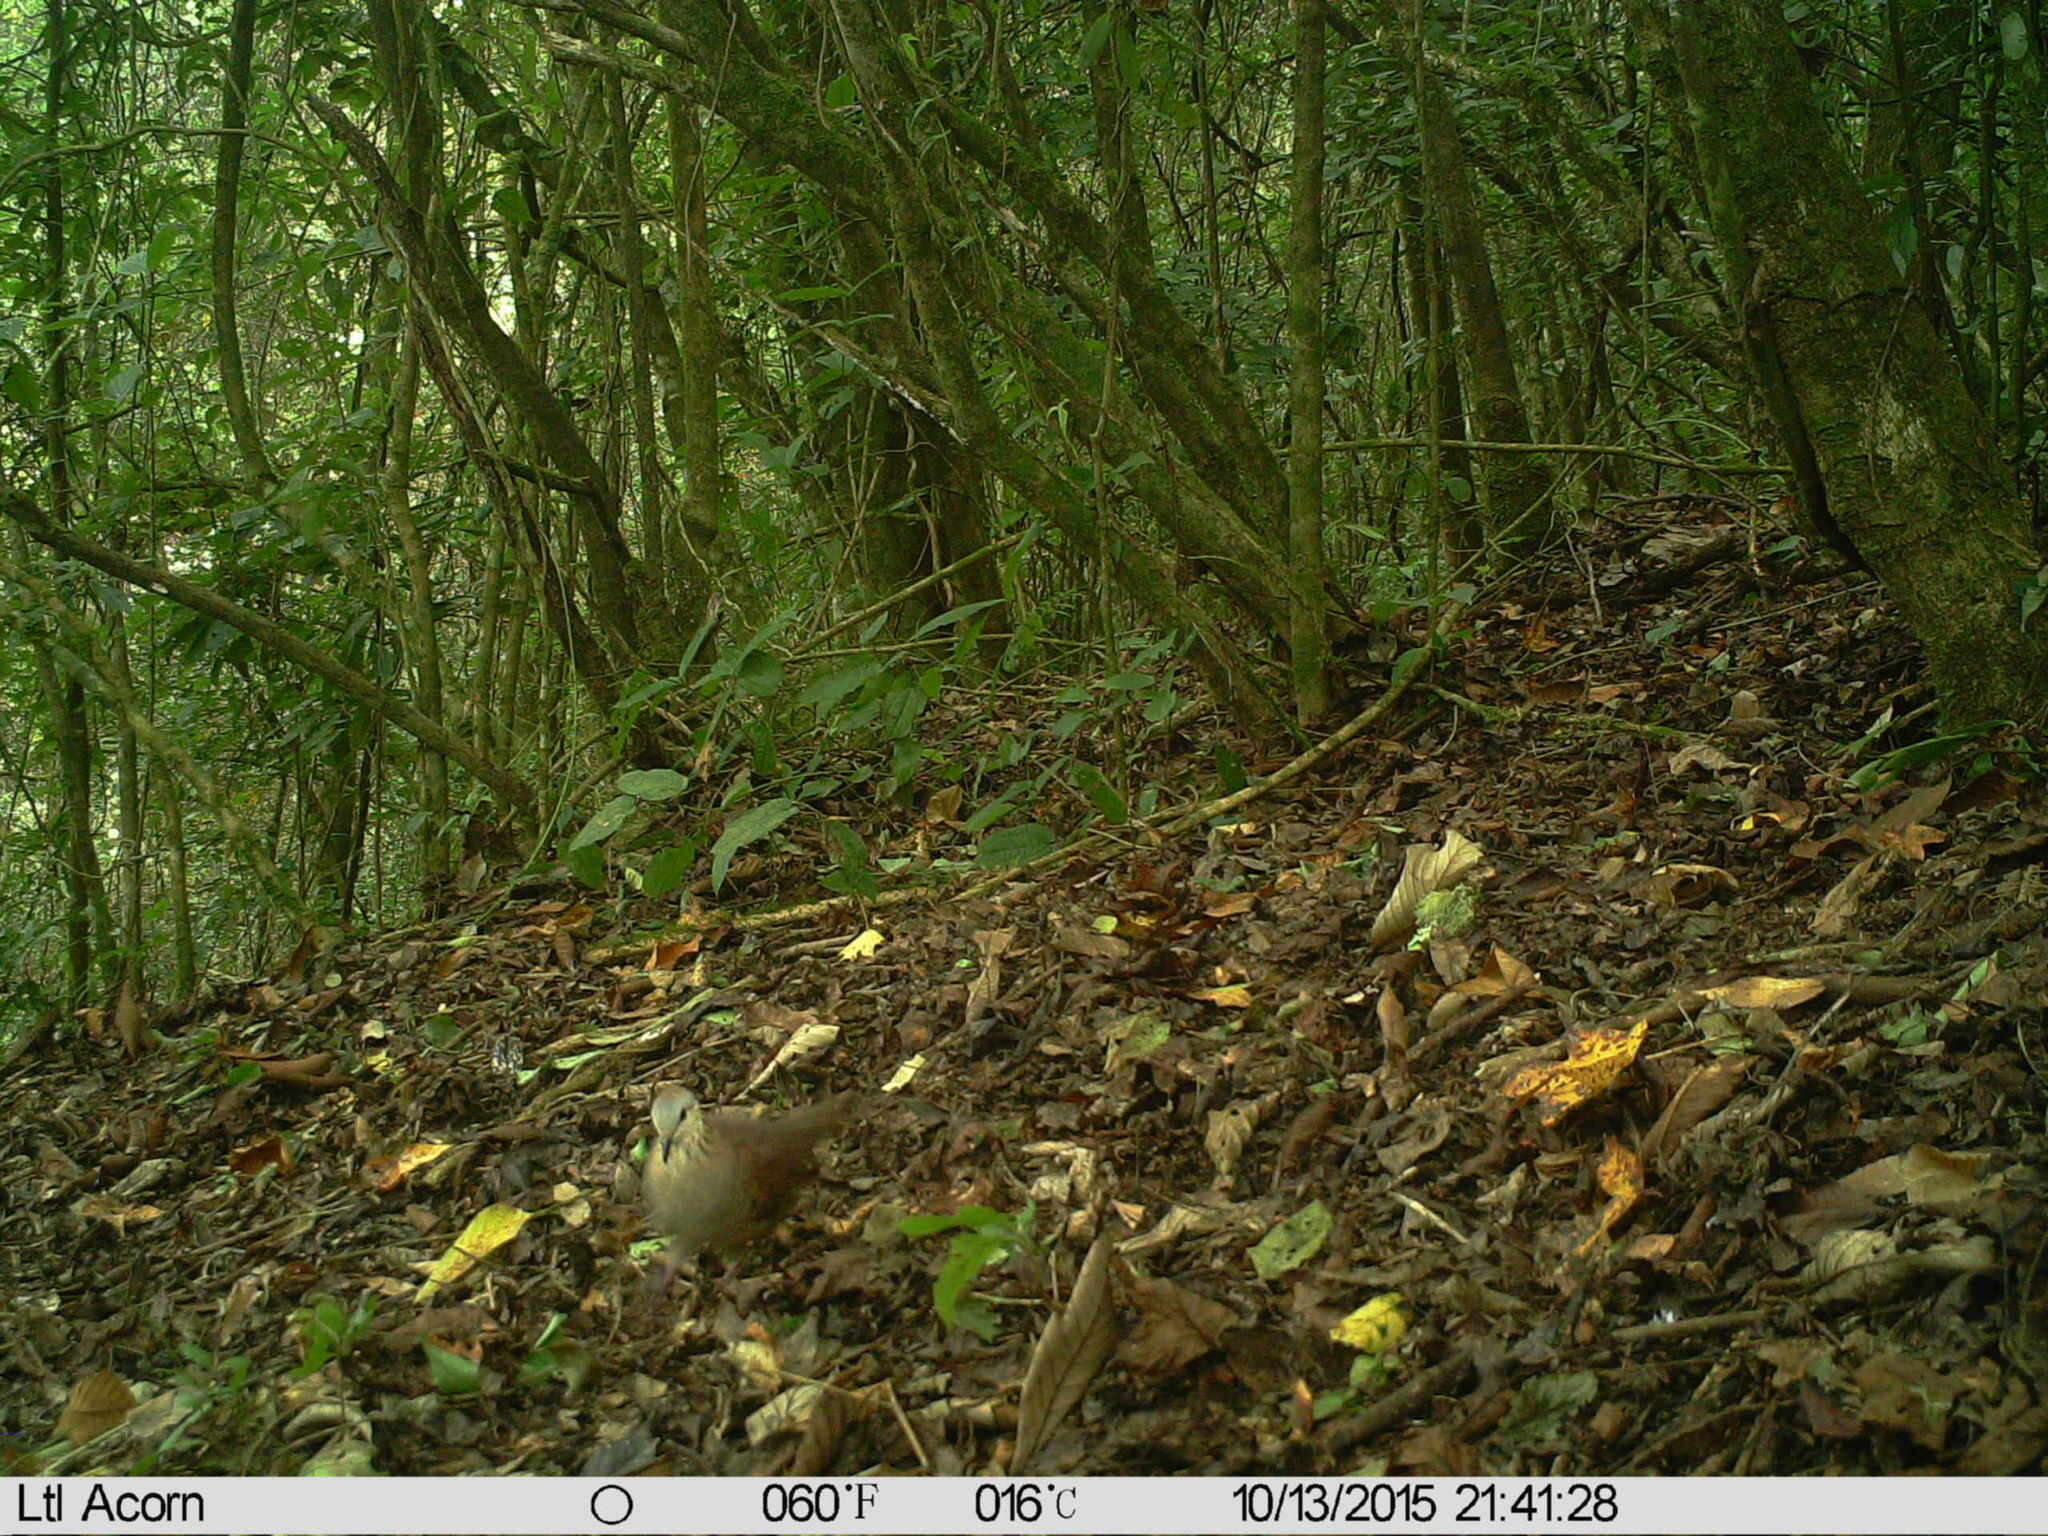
left=3, top=0, right=2047, bottom=1035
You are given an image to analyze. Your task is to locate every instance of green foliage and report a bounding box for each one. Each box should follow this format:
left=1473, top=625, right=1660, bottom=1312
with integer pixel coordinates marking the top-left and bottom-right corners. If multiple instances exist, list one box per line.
left=1498, top=1370, right=1600, bottom=1445
left=1250, top=1200, right=1332, bottom=1279
left=976, top=823, right=1055, bottom=869
left=1880, top=1007, right=1933, bottom=1048
left=710, top=796, right=799, bottom=890
left=134, top=1344, right=258, bottom=1471
left=1410, top=885, right=1478, bottom=948
left=1314, top=1353, right=1398, bottom=1422
left=820, top=819, right=878, bottom=899
left=290, top=1292, right=379, bottom=1377
left=1844, top=719, right=2006, bottom=793
left=423, top=1341, right=481, bottom=1397
left=2019, top=565, right=2048, bottom=629
left=12, top=0, right=2041, bottom=1006
left=898, top=1203, right=1036, bottom=1342
left=517, top=1313, right=594, bottom=1390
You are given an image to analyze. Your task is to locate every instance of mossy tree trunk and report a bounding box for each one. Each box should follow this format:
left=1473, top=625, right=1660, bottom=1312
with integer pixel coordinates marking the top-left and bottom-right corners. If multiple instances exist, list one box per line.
left=1668, top=0, right=2048, bottom=726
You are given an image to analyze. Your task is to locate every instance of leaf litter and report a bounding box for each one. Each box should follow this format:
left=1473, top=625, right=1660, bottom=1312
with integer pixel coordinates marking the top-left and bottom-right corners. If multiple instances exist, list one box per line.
left=3, top=506, right=2045, bottom=1478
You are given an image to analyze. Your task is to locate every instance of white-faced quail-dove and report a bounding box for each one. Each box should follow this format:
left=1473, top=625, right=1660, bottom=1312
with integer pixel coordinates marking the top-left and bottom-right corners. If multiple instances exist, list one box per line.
left=642, top=1085, right=854, bottom=1291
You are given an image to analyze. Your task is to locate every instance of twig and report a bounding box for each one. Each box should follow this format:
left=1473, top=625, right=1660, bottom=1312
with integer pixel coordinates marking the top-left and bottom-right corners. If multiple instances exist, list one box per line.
left=1607, top=1308, right=1771, bottom=1343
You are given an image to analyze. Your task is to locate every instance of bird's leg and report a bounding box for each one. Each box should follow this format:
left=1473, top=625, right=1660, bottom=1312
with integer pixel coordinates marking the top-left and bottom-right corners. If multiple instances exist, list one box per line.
left=641, top=1244, right=698, bottom=1300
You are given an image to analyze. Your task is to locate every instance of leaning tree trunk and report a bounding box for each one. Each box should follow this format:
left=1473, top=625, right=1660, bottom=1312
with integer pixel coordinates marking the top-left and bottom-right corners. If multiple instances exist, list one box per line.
left=1414, top=69, right=1555, bottom=558
left=1667, top=0, right=2048, bottom=726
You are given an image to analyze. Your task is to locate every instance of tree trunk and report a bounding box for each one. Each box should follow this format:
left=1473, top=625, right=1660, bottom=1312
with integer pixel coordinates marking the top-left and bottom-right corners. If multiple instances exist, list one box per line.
left=1414, top=67, right=1555, bottom=558
left=1288, top=0, right=1331, bottom=723
left=1668, top=0, right=2048, bottom=725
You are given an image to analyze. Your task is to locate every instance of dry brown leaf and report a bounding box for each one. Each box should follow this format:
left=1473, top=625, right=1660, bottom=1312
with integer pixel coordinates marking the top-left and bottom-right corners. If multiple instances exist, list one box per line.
left=1204, top=1099, right=1263, bottom=1184
left=1445, top=944, right=1538, bottom=999
left=361, top=1141, right=454, bottom=1194
left=1120, top=1271, right=1239, bottom=1377
left=1368, top=829, right=1485, bottom=948
left=56, top=1368, right=134, bottom=1447
left=788, top=1385, right=860, bottom=1474
left=1854, top=1354, right=1958, bottom=1452
left=1699, top=975, right=1826, bottom=1010
left=1012, top=1232, right=1118, bottom=1473
left=1829, top=1144, right=1994, bottom=1213
left=228, top=1133, right=293, bottom=1178
left=1639, top=1056, right=1751, bottom=1169
left=1812, top=852, right=1881, bottom=936
left=1052, top=924, right=1128, bottom=960
left=74, top=1194, right=165, bottom=1232
left=1643, top=862, right=1738, bottom=908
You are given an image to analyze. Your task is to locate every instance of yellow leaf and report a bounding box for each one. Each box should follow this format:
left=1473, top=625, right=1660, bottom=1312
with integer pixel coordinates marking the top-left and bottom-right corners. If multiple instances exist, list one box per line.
left=839, top=928, right=885, bottom=960
left=417, top=1203, right=532, bottom=1302
left=1504, top=1020, right=1648, bottom=1126
left=1330, top=1292, right=1409, bottom=1355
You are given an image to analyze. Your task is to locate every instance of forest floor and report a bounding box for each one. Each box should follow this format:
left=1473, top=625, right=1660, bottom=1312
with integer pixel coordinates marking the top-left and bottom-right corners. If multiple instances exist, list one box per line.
left=5, top=496, right=2047, bottom=1480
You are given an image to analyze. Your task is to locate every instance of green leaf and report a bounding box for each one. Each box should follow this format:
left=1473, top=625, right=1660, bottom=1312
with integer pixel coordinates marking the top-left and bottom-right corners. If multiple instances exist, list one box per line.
left=491, top=185, right=534, bottom=230
left=2001, top=12, right=2027, bottom=57
left=1079, top=11, right=1115, bottom=64
left=735, top=649, right=784, bottom=697
left=564, top=843, right=606, bottom=888
left=613, top=675, right=675, bottom=717
left=567, top=794, right=637, bottom=851
left=962, top=789, right=1022, bottom=836
left=618, top=769, right=689, bottom=801
left=1105, top=1012, right=1171, bottom=1073
left=2019, top=570, right=2047, bottom=627
left=422, top=1012, right=462, bottom=1048
left=900, top=1205, right=1009, bottom=1238
left=1312, top=1387, right=1355, bottom=1421
left=821, top=861, right=880, bottom=900
left=1249, top=1200, right=1332, bottom=1279
left=1070, top=763, right=1129, bottom=824
left=1500, top=1370, right=1599, bottom=1444
left=825, top=73, right=857, bottom=108
left=799, top=658, right=887, bottom=713
left=423, top=1343, right=481, bottom=1396
left=710, top=797, right=800, bottom=890
left=933, top=1229, right=1012, bottom=1329
left=642, top=844, right=695, bottom=900
left=825, top=820, right=868, bottom=866
left=910, top=598, right=1002, bottom=640
left=2, top=359, right=43, bottom=412
left=951, top=1295, right=1001, bottom=1342
left=519, top=1340, right=593, bottom=1390
left=976, top=823, right=1055, bottom=869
